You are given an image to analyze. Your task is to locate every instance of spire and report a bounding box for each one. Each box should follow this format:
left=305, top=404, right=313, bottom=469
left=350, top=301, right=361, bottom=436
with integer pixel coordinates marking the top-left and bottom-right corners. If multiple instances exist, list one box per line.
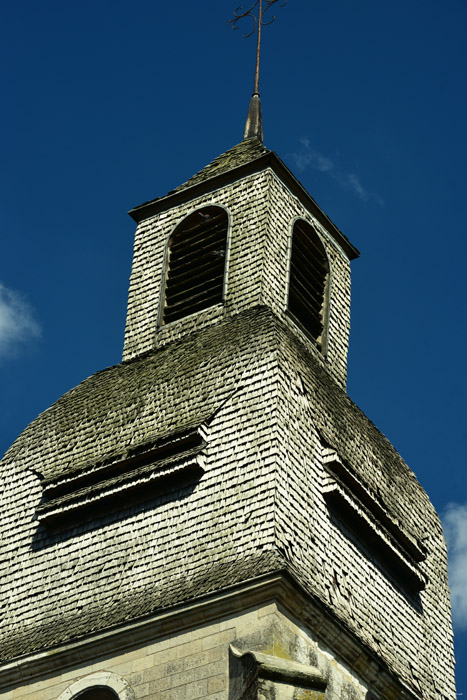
left=244, top=93, right=263, bottom=141
left=229, top=0, right=286, bottom=144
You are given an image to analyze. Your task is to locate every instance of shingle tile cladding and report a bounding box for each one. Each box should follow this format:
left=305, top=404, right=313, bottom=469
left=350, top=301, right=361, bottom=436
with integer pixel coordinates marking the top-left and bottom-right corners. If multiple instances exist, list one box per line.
left=174, top=138, right=270, bottom=192
left=130, top=139, right=271, bottom=214
left=5, top=311, right=260, bottom=484
left=0, top=140, right=455, bottom=699
left=123, top=139, right=355, bottom=388
left=0, top=309, right=454, bottom=697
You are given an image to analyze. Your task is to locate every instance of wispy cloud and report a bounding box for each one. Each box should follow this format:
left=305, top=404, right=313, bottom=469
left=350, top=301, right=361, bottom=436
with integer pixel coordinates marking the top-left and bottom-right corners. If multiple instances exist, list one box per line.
left=0, top=283, right=41, bottom=362
left=289, top=138, right=384, bottom=206
left=444, top=501, right=467, bottom=630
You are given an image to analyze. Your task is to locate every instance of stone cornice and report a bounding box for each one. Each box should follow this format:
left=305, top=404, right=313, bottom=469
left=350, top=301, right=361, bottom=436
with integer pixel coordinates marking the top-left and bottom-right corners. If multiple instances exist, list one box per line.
left=0, top=570, right=419, bottom=700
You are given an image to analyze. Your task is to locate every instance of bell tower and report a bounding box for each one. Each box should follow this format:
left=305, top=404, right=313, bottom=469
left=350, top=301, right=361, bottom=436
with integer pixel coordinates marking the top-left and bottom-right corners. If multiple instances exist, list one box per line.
left=0, top=5, right=456, bottom=700
left=122, top=137, right=357, bottom=390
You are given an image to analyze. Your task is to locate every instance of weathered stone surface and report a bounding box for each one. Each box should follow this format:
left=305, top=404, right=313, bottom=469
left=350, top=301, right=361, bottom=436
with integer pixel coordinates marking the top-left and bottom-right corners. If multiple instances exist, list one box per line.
left=0, top=604, right=401, bottom=700
left=229, top=645, right=326, bottom=700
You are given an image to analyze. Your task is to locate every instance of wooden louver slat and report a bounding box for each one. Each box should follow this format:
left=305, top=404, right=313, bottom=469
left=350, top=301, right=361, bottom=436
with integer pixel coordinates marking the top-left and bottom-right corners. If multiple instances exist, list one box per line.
left=162, top=206, right=228, bottom=325
left=288, top=220, right=329, bottom=348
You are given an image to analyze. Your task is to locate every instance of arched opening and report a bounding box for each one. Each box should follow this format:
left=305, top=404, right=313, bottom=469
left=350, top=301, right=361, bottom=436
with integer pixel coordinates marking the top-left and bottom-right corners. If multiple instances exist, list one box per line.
left=75, top=689, right=118, bottom=700
left=287, top=219, right=330, bottom=350
left=161, top=205, right=228, bottom=325
left=57, top=671, right=133, bottom=700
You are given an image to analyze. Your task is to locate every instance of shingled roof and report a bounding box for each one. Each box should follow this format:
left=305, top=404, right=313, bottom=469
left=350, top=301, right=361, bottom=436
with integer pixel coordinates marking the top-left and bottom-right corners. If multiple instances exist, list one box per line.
left=4, top=308, right=270, bottom=484
left=0, top=307, right=443, bottom=684
left=4, top=307, right=433, bottom=535
left=128, top=139, right=359, bottom=259
left=173, top=138, right=269, bottom=192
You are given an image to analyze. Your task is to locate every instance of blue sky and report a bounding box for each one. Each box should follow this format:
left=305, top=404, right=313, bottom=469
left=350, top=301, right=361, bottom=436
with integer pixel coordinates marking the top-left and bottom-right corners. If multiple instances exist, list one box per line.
left=1, top=0, right=466, bottom=692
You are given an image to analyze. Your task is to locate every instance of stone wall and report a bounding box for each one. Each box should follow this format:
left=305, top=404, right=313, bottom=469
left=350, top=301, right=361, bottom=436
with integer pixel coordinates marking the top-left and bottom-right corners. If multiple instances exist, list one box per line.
left=0, top=602, right=389, bottom=700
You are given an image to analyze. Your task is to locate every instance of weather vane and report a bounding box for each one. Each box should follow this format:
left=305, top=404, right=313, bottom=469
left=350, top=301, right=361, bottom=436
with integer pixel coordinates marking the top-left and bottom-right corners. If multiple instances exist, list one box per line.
left=229, top=0, right=287, bottom=96
left=229, top=0, right=287, bottom=142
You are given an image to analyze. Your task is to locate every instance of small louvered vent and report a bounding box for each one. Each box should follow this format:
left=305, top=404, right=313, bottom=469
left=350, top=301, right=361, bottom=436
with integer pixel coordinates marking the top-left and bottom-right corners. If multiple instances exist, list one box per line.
left=288, top=219, right=330, bottom=348
left=162, top=206, right=228, bottom=325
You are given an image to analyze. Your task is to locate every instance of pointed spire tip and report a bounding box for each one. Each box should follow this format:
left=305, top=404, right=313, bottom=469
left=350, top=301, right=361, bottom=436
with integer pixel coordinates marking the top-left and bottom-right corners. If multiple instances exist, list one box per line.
left=243, top=93, right=263, bottom=143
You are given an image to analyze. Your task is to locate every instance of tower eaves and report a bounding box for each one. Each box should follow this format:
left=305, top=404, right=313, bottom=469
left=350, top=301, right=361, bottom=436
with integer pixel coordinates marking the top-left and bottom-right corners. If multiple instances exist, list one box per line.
left=128, top=140, right=360, bottom=261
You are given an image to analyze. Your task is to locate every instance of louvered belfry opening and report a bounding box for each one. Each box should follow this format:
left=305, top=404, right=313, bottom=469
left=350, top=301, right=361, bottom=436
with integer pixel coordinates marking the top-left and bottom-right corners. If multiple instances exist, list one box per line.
left=162, top=206, right=228, bottom=325
left=288, top=219, right=330, bottom=349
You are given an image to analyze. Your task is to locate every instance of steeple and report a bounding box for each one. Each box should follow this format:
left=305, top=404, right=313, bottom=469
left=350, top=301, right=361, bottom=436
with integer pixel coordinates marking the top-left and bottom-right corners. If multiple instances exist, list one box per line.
left=229, top=0, right=287, bottom=143
left=0, top=7, right=456, bottom=700
left=124, top=138, right=358, bottom=388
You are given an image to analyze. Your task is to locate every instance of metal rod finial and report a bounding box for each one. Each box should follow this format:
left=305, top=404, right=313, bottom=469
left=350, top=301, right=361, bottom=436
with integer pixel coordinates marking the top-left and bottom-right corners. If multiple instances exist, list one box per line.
left=228, top=0, right=287, bottom=97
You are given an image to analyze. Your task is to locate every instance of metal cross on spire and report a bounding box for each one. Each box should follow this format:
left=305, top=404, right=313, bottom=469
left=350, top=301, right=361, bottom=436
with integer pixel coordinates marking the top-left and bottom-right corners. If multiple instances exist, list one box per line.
left=229, top=0, right=287, bottom=142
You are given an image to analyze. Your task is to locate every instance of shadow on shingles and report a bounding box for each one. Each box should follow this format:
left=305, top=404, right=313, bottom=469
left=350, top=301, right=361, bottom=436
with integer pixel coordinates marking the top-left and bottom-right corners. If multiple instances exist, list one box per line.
left=327, top=511, right=423, bottom=613
left=31, top=479, right=199, bottom=551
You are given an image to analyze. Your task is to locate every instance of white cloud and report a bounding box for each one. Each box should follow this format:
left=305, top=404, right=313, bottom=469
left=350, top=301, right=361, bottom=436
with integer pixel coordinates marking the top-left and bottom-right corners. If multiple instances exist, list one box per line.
left=444, top=501, right=467, bottom=630
left=0, top=283, right=41, bottom=361
left=292, top=138, right=334, bottom=173
left=289, top=138, right=383, bottom=206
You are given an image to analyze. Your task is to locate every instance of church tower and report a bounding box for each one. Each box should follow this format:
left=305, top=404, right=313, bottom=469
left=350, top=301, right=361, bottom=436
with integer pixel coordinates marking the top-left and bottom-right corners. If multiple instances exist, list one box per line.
left=0, top=9, right=456, bottom=700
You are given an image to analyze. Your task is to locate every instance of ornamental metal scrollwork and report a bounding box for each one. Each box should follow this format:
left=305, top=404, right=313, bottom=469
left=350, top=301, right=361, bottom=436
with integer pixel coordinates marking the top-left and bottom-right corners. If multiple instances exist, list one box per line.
left=228, top=0, right=287, bottom=38
left=228, top=0, right=287, bottom=95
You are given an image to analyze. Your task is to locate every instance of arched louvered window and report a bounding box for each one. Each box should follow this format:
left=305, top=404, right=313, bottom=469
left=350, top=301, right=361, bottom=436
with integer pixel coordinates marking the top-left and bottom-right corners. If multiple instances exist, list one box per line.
left=288, top=219, right=330, bottom=350
left=161, top=206, right=228, bottom=325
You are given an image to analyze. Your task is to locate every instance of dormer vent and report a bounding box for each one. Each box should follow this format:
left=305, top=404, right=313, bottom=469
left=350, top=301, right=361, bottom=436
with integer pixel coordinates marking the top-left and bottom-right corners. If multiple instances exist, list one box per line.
left=161, top=206, right=228, bottom=325
left=37, top=430, right=205, bottom=530
left=287, top=219, right=330, bottom=350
